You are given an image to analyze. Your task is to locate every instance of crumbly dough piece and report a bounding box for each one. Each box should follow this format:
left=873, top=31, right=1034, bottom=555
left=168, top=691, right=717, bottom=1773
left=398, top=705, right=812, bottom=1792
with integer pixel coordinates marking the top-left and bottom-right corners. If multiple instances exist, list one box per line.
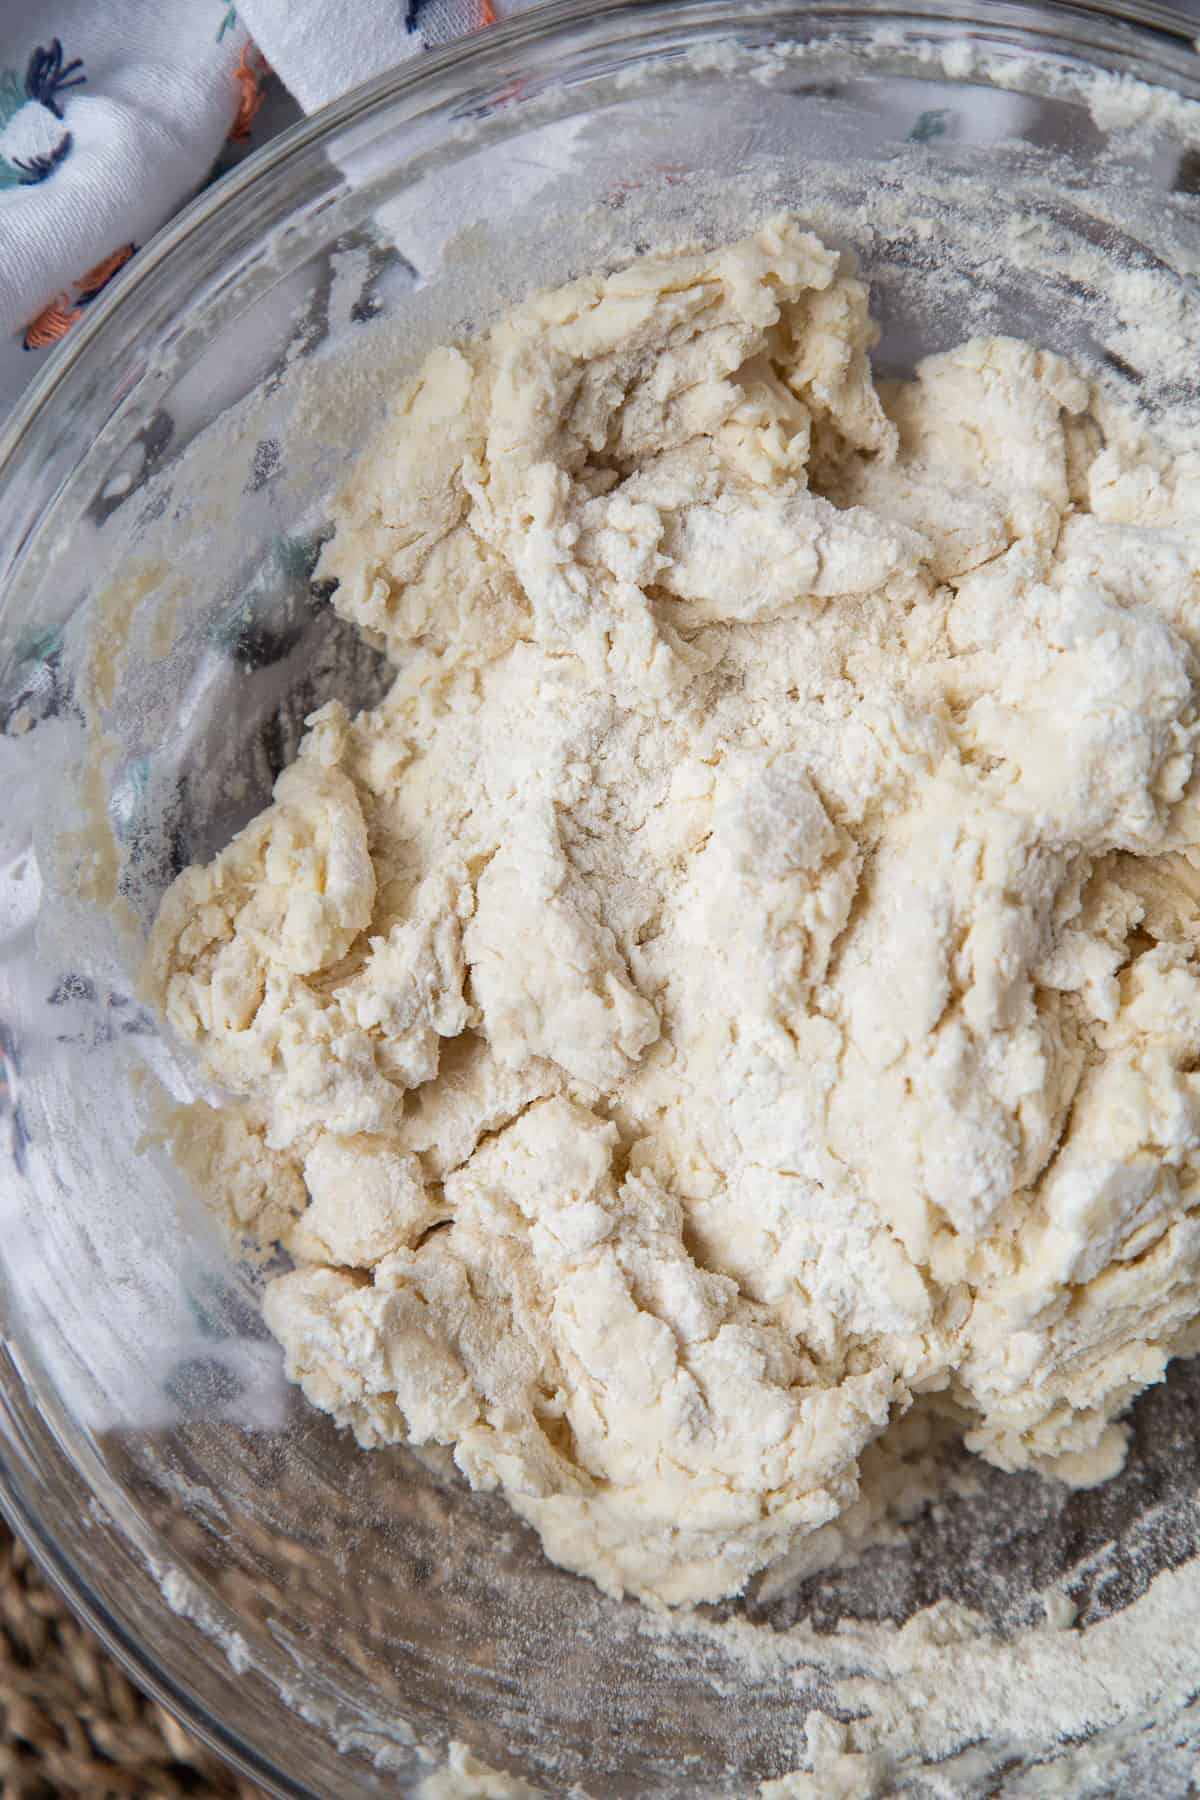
left=147, top=216, right=1200, bottom=1605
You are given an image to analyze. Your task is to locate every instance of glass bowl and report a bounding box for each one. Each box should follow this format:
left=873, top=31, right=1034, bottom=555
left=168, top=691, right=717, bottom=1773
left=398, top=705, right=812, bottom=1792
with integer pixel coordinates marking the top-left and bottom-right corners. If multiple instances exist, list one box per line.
left=4, top=2, right=1200, bottom=1793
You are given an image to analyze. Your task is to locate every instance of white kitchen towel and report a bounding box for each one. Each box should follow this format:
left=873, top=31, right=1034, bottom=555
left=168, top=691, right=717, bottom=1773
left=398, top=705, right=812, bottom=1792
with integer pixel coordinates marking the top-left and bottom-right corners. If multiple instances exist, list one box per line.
left=241, top=0, right=497, bottom=114
left=0, top=0, right=503, bottom=412
left=0, top=6, right=248, bottom=347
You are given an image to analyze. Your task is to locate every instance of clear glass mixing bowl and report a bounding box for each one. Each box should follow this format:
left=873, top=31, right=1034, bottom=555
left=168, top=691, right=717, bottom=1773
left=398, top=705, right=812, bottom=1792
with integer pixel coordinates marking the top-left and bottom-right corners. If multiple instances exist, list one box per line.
left=4, top=2, right=1200, bottom=1793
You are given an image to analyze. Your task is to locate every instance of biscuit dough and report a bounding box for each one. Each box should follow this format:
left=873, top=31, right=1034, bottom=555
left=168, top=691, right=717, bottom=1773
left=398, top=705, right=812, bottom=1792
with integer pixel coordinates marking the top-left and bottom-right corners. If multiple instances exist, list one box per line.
left=148, top=217, right=1200, bottom=1605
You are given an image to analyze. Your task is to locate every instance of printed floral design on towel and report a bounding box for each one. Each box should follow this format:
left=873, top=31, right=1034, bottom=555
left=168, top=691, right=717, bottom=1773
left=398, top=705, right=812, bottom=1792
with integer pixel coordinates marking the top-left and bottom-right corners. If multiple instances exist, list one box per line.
left=230, top=43, right=269, bottom=143
left=0, top=39, right=85, bottom=190
left=404, top=0, right=496, bottom=42
left=23, top=243, right=136, bottom=351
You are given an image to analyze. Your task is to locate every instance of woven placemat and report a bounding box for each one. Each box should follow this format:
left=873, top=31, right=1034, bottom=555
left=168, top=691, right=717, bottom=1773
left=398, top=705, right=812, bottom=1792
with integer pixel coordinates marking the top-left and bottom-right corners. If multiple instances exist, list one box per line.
left=0, top=1520, right=263, bottom=1799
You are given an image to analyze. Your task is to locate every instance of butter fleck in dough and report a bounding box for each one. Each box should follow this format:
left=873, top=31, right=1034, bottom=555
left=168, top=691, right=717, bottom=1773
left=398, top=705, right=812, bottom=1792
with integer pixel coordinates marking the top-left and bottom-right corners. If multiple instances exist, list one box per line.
left=147, top=217, right=1200, bottom=1606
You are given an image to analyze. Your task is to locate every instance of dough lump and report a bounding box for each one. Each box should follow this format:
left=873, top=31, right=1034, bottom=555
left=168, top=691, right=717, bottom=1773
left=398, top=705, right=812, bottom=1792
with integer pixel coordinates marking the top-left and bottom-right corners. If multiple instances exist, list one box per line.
left=147, top=217, right=1200, bottom=1605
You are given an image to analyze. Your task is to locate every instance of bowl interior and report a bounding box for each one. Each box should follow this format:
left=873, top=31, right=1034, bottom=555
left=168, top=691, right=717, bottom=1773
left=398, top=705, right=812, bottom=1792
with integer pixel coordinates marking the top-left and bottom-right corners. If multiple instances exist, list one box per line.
left=3, top=5, right=1200, bottom=1794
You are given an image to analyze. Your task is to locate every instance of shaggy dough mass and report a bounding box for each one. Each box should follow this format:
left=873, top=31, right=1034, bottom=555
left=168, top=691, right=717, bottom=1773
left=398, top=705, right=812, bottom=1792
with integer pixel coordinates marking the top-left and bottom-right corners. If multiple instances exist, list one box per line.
left=148, top=217, right=1200, bottom=1605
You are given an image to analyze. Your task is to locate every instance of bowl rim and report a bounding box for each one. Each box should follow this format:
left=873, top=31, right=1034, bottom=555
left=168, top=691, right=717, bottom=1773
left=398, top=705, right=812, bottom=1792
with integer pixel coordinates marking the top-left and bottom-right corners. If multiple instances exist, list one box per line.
left=4, top=1, right=1200, bottom=1794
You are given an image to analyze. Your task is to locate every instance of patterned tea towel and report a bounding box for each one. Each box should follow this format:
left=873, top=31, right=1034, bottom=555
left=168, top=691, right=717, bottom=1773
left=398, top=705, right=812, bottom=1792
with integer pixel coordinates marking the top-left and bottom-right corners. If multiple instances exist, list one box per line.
left=0, top=0, right=521, bottom=414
